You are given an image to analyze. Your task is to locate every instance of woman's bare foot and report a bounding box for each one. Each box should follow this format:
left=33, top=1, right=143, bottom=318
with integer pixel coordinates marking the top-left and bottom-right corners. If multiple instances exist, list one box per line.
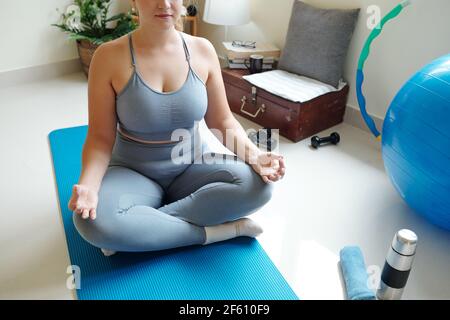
left=101, top=248, right=117, bottom=257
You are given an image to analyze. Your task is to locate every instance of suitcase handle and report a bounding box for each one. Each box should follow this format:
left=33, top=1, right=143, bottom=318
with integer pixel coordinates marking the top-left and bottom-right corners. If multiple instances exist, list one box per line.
left=240, top=95, right=266, bottom=118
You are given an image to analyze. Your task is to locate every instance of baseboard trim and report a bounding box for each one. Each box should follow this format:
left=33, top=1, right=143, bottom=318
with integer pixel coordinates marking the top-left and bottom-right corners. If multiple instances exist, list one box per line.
left=344, top=104, right=384, bottom=134
left=0, top=59, right=82, bottom=89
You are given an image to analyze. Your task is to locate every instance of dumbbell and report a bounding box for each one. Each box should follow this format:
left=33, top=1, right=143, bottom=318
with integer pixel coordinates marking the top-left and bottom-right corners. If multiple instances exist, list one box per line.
left=310, top=132, right=340, bottom=149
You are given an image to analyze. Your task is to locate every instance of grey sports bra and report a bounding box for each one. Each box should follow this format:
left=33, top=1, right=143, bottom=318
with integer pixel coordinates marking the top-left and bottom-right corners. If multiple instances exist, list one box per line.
left=115, top=31, right=208, bottom=142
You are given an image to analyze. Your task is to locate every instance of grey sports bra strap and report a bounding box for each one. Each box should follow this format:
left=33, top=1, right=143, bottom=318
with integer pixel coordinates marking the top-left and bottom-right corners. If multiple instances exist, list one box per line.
left=179, top=32, right=191, bottom=64
left=128, top=33, right=136, bottom=68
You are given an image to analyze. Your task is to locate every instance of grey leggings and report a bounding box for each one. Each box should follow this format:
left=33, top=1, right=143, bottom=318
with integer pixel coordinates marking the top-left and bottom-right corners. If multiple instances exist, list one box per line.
left=73, top=132, right=273, bottom=252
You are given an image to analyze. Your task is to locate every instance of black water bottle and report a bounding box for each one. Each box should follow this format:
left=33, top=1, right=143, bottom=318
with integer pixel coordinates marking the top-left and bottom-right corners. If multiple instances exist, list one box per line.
left=377, top=229, right=418, bottom=300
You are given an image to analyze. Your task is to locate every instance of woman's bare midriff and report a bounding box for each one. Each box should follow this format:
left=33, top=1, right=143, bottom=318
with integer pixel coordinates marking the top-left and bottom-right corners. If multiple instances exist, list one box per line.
left=117, top=125, right=183, bottom=144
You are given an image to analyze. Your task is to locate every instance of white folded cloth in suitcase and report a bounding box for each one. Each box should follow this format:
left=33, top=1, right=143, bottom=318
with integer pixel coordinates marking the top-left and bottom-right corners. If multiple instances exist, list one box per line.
left=242, top=69, right=347, bottom=103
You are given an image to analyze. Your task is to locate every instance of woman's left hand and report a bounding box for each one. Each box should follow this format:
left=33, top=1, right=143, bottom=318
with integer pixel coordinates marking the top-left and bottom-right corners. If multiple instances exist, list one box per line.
left=250, top=151, right=286, bottom=184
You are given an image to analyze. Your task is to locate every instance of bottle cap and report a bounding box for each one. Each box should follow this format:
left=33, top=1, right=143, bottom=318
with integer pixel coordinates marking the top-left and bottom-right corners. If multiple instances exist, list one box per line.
left=391, top=229, right=417, bottom=256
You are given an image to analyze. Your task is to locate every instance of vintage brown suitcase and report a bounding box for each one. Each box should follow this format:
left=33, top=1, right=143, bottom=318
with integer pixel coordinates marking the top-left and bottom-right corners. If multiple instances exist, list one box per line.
left=222, top=68, right=350, bottom=142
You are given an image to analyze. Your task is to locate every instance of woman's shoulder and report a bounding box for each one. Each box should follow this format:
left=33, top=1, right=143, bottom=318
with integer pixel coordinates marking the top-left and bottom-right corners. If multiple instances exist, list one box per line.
left=93, top=35, right=129, bottom=62
left=182, top=33, right=217, bottom=61
left=89, top=35, right=130, bottom=76
left=182, top=32, right=214, bottom=50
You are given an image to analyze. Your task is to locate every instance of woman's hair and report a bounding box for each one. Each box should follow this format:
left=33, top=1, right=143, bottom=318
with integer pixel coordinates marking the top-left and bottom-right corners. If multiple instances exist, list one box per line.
left=175, top=5, right=187, bottom=32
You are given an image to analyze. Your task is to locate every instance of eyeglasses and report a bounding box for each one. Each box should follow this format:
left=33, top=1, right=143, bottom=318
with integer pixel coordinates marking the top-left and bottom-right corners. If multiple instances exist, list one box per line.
left=232, top=40, right=256, bottom=49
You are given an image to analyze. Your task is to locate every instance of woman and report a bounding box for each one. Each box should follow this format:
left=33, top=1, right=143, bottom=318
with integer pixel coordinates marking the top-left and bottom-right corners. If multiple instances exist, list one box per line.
left=68, top=0, right=286, bottom=256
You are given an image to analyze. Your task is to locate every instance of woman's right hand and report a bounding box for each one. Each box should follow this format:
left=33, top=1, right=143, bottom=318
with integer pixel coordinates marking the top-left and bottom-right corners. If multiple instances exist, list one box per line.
left=68, top=184, right=99, bottom=220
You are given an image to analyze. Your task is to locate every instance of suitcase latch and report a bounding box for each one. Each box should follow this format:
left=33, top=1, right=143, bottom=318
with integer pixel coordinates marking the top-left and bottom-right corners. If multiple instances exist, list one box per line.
left=240, top=86, right=266, bottom=118
left=251, top=86, right=257, bottom=104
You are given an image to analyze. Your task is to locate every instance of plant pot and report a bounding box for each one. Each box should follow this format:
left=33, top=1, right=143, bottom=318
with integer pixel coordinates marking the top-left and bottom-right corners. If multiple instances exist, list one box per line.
left=76, top=39, right=100, bottom=78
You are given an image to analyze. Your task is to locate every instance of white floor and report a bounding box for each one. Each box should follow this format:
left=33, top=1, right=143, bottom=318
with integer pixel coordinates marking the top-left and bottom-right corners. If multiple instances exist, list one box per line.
left=0, top=72, right=449, bottom=300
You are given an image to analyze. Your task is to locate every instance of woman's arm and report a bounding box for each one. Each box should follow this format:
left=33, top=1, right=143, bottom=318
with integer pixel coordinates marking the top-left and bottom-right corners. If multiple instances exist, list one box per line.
left=69, top=42, right=118, bottom=219
left=214, top=117, right=263, bottom=165
left=198, top=38, right=285, bottom=183
left=199, top=39, right=262, bottom=164
left=78, top=135, right=114, bottom=194
left=77, top=43, right=118, bottom=193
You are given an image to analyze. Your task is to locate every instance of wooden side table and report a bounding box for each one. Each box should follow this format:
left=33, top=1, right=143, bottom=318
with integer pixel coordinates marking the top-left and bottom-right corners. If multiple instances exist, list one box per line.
left=131, top=15, right=198, bottom=36
left=183, top=16, right=198, bottom=36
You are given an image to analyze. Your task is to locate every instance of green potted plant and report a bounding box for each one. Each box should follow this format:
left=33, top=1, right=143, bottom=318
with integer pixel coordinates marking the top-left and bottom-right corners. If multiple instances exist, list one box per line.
left=52, top=0, right=138, bottom=77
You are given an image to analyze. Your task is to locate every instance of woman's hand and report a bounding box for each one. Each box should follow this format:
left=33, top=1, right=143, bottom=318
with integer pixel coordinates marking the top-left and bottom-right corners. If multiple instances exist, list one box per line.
left=68, top=184, right=99, bottom=220
left=250, top=151, right=286, bottom=184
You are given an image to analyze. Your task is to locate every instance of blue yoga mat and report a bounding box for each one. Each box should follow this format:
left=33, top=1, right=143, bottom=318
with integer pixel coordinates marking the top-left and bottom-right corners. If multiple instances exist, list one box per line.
left=49, top=125, right=299, bottom=300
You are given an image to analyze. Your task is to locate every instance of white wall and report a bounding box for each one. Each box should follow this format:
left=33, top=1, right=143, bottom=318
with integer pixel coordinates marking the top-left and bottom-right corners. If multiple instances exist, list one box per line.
left=199, top=0, right=450, bottom=120
left=0, top=0, right=130, bottom=73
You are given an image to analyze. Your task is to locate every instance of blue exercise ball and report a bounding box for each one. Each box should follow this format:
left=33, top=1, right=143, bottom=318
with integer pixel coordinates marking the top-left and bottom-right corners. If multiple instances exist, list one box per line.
left=382, top=53, right=450, bottom=231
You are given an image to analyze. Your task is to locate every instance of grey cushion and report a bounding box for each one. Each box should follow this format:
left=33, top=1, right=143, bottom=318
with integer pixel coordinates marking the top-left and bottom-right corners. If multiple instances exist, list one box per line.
left=278, top=1, right=360, bottom=88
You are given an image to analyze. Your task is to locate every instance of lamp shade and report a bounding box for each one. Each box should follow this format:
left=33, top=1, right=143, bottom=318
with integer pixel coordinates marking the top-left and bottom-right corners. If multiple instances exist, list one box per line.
left=203, top=0, right=251, bottom=26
